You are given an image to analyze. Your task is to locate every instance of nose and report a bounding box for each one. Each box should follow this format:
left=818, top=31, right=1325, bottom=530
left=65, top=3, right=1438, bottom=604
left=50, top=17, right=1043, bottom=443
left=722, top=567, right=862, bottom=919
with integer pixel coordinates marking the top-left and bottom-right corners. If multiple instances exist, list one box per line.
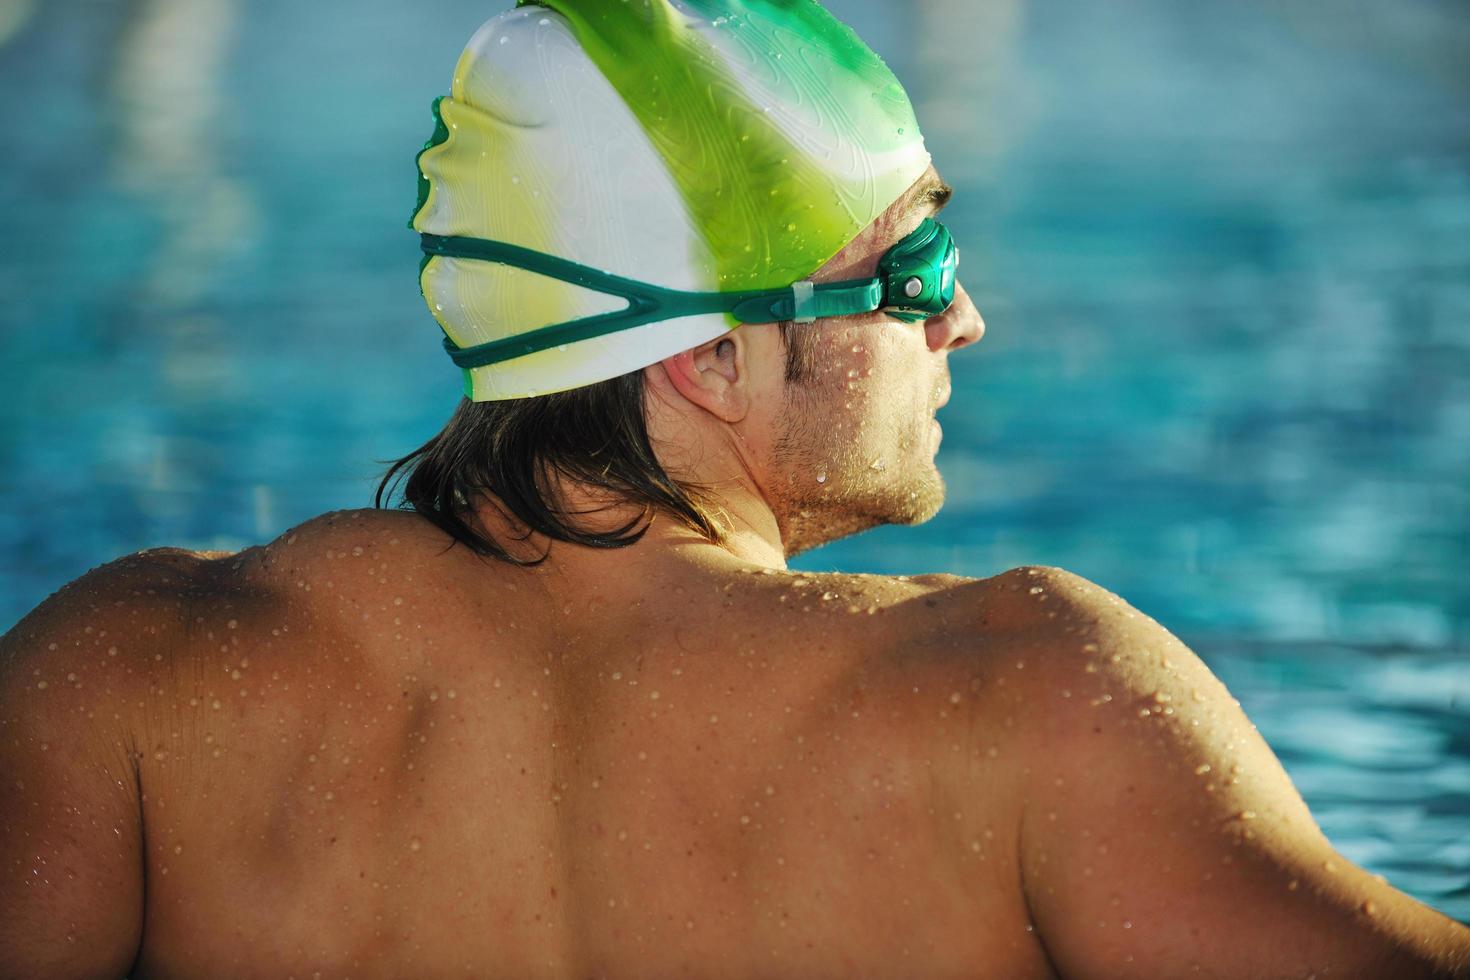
left=926, top=282, right=985, bottom=353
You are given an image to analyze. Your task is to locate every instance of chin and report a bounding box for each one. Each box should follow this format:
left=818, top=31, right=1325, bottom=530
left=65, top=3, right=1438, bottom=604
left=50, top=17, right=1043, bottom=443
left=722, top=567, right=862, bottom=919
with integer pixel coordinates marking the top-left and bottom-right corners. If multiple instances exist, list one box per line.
left=877, top=464, right=947, bottom=527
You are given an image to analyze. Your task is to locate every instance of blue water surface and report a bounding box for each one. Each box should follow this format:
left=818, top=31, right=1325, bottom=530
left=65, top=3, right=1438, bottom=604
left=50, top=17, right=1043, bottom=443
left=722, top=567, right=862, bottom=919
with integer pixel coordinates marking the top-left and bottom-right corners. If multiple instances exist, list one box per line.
left=0, top=0, right=1466, bottom=923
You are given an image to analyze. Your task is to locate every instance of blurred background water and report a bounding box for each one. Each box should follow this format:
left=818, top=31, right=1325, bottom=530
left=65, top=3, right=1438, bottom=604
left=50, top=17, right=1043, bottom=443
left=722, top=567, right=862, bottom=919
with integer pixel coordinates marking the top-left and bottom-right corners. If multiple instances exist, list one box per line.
left=1, top=0, right=1466, bottom=923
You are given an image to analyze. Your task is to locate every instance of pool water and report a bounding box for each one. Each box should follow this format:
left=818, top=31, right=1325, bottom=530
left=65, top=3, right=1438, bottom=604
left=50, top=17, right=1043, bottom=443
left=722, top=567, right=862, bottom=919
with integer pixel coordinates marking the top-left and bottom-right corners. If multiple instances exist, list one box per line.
left=0, top=0, right=1466, bottom=923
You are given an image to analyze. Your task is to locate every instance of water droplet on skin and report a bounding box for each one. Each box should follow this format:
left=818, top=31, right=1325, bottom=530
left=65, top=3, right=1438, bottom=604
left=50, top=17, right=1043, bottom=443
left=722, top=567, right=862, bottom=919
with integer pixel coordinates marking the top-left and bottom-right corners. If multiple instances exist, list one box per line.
left=815, top=473, right=827, bottom=484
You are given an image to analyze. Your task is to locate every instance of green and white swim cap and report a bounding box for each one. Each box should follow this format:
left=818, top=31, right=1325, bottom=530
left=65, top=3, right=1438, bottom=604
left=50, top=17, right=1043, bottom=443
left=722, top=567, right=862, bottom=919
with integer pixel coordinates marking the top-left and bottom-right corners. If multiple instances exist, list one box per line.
left=412, top=0, right=931, bottom=401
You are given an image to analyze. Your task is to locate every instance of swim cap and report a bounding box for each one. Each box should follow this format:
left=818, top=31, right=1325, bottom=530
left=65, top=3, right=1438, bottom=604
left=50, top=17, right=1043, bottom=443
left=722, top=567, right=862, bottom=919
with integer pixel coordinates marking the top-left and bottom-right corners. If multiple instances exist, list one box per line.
left=412, top=0, right=931, bottom=401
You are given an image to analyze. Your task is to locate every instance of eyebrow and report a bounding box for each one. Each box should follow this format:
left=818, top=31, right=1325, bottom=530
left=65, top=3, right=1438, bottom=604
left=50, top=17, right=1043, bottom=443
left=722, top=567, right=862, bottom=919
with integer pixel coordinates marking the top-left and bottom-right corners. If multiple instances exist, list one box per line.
left=913, top=180, right=954, bottom=215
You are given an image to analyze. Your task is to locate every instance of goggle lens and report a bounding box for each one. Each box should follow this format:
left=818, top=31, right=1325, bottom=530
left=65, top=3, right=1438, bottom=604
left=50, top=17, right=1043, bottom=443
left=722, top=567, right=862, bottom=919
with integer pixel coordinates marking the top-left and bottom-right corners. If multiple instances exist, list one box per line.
left=877, top=218, right=958, bottom=323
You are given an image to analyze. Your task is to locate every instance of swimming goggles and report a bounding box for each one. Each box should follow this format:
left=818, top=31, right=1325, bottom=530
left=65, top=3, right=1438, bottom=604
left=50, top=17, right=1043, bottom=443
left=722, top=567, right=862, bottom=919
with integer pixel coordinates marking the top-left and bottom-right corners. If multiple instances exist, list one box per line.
left=420, top=217, right=958, bottom=370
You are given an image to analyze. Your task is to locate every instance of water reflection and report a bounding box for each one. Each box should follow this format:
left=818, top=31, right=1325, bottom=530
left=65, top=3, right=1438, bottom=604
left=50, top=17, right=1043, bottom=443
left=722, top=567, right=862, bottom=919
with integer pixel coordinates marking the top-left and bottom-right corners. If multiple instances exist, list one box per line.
left=0, top=0, right=35, bottom=49
left=113, top=0, right=256, bottom=376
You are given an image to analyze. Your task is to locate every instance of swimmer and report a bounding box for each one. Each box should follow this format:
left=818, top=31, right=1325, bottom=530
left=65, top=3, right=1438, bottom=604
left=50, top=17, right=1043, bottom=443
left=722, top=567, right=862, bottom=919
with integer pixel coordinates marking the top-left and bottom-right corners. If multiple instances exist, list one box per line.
left=3, top=2, right=1468, bottom=977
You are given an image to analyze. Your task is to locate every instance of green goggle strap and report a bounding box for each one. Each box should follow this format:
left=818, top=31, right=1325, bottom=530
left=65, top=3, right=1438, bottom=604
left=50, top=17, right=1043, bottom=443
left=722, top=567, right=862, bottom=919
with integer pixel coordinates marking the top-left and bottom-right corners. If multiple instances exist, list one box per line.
left=420, top=218, right=952, bottom=370
left=420, top=234, right=879, bottom=370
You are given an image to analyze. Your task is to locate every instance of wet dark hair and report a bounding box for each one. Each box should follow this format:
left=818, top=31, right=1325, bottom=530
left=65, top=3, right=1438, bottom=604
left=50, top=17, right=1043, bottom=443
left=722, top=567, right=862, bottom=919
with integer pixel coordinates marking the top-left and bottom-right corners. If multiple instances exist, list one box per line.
left=375, top=323, right=820, bottom=565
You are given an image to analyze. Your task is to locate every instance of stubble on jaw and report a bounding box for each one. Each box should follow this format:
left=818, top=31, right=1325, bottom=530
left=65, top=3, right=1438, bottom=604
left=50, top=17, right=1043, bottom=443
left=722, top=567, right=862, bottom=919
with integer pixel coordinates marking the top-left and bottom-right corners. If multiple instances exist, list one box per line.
left=767, top=362, right=947, bottom=560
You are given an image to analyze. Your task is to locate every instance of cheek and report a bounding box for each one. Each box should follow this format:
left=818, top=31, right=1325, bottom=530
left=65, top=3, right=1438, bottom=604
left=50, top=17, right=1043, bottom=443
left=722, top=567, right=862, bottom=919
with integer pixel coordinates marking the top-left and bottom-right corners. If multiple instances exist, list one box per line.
left=817, top=319, right=896, bottom=391
left=814, top=326, right=917, bottom=448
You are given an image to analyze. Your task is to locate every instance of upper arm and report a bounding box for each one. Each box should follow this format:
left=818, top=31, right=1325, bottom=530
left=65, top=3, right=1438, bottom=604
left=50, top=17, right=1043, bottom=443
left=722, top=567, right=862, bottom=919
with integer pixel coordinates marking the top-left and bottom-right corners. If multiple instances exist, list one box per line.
left=1007, top=566, right=1470, bottom=980
left=0, top=553, right=198, bottom=979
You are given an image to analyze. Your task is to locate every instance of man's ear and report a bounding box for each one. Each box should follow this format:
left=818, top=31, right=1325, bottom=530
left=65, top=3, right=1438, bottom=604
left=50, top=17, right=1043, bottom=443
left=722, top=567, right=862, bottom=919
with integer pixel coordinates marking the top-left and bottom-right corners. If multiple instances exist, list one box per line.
left=655, top=330, right=750, bottom=423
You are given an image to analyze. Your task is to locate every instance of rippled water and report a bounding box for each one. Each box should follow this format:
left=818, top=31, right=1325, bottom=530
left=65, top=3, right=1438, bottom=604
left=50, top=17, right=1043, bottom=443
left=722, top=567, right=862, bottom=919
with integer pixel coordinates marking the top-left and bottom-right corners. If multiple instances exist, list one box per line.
left=0, top=0, right=1466, bottom=923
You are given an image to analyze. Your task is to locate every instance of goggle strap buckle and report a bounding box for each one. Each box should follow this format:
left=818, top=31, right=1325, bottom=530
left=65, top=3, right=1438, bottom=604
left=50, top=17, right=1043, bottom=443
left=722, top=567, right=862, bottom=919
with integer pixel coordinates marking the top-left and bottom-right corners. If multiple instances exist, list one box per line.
left=791, top=281, right=818, bottom=324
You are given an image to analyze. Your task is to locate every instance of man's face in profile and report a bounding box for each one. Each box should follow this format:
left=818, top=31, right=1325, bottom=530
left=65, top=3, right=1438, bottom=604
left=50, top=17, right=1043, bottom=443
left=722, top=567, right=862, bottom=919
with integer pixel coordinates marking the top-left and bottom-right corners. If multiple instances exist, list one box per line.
left=766, top=165, right=984, bottom=554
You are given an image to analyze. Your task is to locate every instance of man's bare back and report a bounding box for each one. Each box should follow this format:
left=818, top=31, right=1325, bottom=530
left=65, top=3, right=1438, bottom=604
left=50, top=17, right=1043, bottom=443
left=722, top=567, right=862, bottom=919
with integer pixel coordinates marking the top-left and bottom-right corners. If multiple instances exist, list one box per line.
left=6, top=509, right=1470, bottom=978
left=5, top=510, right=1048, bottom=977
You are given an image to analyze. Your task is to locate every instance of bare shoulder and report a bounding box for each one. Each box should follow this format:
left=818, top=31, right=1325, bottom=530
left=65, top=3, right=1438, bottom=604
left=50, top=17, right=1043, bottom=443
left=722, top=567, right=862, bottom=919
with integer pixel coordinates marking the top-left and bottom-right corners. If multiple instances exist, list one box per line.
left=0, top=508, right=447, bottom=707
left=253, top=506, right=453, bottom=559
left=237, top=507, right=472, bottom=604
left=2, top=546, right=234, bottom=685
left=952, top=565, right=1470, bottom=979
left=0, top=543, right=283, bottom=750
left=0, top=546, right=246, bottom=978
